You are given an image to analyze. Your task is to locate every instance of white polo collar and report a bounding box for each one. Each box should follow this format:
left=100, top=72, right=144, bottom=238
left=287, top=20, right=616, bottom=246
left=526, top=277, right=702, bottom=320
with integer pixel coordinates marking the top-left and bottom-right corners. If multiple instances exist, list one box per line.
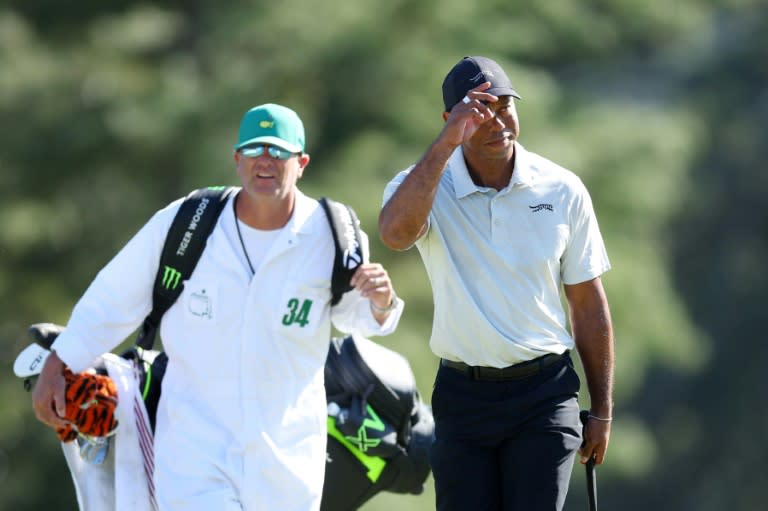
left=450, top=142, right=537, bottom=198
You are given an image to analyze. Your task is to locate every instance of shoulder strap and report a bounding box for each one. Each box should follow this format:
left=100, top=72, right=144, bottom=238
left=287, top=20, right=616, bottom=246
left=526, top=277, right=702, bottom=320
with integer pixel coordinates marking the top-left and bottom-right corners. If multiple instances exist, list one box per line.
left=319, top=197, right=365, bottom=306
left=136, top=186, right=237, bottom=349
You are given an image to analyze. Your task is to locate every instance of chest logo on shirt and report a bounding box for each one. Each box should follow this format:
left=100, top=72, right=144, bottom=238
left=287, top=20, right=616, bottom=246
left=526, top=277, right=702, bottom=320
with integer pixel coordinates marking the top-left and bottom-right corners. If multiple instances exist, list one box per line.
left=282, top=298, right=314, bottom=327
left=529, top=203, right=554, bottom=213
left=189, top=289, right=212, bottom=319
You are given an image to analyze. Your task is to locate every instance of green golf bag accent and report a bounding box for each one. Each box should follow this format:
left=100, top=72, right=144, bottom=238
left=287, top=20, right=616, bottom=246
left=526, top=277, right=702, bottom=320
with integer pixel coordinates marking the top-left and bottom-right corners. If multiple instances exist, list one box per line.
left=321, top=335, right=434, bottom=510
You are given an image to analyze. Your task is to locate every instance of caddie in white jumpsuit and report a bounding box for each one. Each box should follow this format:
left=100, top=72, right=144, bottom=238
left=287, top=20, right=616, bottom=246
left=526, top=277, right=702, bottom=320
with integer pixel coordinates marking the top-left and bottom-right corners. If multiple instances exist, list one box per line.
left=32, top=103, right=404, bottom=511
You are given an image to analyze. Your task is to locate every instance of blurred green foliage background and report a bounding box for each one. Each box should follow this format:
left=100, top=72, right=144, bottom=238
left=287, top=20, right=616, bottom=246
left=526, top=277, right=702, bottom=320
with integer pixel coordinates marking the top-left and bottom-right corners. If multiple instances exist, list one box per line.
left=1, top=0, right=766, bottom=509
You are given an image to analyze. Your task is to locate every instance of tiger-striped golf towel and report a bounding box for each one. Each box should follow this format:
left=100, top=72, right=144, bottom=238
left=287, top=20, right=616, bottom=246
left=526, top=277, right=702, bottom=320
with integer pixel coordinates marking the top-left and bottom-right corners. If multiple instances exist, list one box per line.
left=61, top=353, right=156, bottom=511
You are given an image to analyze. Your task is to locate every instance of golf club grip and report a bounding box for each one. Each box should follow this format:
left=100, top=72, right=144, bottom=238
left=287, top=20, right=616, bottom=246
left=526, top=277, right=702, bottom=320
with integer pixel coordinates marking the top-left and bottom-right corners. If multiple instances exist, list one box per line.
left=586, top=456, right=597, bottom=511
left=580, top=410, right=598, bottom=511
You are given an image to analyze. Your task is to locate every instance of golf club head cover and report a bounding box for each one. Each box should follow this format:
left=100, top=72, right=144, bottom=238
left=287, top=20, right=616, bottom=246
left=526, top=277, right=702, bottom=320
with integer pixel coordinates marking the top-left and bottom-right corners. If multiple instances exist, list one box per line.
left=56, top=367, right=119, bottom=442
left=28, top=322, right=65, bottom=350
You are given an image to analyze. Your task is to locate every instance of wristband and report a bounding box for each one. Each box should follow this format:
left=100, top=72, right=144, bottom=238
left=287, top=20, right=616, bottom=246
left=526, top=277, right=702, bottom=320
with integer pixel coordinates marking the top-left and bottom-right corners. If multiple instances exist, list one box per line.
left=588, top=413, right=613, bottom=422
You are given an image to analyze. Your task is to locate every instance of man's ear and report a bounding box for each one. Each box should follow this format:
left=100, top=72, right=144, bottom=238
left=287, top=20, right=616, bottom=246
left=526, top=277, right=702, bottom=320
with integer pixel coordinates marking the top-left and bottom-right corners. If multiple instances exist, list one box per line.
left=442, top=111, right=450, bottom=121
left=297, top=153, right=310, bottom=178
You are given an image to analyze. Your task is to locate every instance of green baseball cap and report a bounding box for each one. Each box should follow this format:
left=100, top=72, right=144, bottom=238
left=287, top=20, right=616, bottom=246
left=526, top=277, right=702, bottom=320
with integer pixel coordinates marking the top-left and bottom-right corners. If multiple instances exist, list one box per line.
left=234, top=103, right=305, bottom=154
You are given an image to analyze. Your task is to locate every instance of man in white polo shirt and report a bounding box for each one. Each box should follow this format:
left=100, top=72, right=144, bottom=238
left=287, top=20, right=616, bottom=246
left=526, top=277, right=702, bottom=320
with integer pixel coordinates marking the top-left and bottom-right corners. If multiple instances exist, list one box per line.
left=379, top=56, right=614, bottom=511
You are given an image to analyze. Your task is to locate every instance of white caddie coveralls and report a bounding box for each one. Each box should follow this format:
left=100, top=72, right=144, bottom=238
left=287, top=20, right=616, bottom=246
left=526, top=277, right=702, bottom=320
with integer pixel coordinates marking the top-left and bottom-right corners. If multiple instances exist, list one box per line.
left=51, top=189, right=404, bottom=511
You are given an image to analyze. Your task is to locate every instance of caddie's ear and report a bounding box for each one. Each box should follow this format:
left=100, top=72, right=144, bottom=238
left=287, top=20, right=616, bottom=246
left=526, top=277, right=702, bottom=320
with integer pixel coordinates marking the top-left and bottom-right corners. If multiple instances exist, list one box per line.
left=295, top=153, right=310, bottom=179
left=28, top=322, right=66, bottom=350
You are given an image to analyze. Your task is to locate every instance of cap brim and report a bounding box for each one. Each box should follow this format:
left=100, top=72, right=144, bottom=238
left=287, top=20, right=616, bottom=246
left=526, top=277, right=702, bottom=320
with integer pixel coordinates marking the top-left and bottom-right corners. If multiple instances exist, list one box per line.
left=235, top=136, right=302, bottom=153
left=488, top=86, right=522, bottom=100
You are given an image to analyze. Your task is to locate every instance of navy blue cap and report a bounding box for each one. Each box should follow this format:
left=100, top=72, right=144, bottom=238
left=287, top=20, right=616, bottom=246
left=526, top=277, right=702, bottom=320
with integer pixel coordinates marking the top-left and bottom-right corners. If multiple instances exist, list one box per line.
left=441, top=56, right=522, bottom=111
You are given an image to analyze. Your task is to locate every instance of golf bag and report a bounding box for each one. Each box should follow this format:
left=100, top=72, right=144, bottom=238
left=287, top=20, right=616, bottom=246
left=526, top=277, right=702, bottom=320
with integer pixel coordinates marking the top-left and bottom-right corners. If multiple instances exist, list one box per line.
left=322, top=334, right=434, bottom=510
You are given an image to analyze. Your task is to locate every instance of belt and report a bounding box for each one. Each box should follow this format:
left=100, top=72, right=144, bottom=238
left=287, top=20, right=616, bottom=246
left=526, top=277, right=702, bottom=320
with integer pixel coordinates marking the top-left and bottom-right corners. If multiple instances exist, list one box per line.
left=440, top=352, right=568, bottom=381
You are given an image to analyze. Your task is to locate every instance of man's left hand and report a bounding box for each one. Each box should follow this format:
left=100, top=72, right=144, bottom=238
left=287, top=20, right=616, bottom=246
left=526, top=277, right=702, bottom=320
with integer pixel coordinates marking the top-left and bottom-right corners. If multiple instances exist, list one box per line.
left=580, top=415, right=611, bottom=465
left=350, top=263, right=395, bottom=313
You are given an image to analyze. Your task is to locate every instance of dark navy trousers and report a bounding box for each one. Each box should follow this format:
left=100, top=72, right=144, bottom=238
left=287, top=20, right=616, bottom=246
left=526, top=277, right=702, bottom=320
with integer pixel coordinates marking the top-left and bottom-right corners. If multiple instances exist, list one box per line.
left=429, top=353, right=582, bottom=511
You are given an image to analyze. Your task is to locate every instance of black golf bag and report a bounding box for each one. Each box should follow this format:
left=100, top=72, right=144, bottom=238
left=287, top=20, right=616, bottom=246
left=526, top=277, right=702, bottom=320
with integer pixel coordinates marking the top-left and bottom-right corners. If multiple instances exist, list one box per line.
left=321, top=334, right=434, bottom=510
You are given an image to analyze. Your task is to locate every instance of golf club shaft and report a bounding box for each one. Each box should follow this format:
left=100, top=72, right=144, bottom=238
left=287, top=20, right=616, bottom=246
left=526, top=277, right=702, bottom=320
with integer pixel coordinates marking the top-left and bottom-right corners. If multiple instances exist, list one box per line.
left=586, top=456, right=597, bottom=511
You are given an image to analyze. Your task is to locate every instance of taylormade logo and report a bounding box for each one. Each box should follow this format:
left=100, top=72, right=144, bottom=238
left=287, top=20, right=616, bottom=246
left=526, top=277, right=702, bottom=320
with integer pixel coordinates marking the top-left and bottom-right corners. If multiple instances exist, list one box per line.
left=176, top=197, right=211, bottom=256
left=28, top=351, right=46, bottom=373
left=334, top=203, right=361, bottom=269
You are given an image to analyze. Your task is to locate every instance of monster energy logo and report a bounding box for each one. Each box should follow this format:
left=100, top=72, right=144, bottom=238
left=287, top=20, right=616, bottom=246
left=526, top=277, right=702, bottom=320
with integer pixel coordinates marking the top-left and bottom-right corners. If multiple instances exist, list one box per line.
left=345, top=405, right=385, bottom=453
left=161, top=265, right=182, bottom=290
